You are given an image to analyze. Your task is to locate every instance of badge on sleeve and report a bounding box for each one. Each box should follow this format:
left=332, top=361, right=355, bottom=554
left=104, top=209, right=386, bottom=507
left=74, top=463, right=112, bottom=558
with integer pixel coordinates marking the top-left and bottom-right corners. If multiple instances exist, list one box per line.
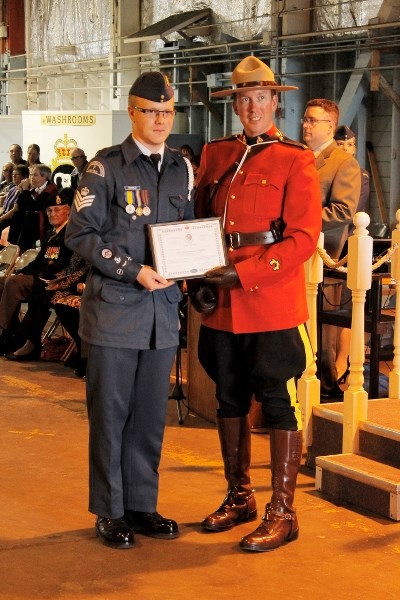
left=86, top=161, right=105, bottom=177
left=269, top=258, right=280, bottom=271
left=74, top=187, right=95, bottom=212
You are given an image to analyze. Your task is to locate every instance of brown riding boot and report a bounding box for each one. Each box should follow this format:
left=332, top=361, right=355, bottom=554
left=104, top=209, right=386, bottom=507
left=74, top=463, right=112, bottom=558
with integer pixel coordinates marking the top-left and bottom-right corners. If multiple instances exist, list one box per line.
left=240, top=428, right=302, bottom=551
left=202, top=416, right=257, bottom=532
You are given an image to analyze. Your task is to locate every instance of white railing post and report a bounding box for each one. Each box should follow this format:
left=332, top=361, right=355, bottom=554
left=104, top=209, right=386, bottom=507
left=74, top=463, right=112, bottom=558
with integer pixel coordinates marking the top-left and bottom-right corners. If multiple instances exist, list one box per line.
left=389, top=209, right=400, bottom=399
left=298, top=232, right=324, bottom=449
left=343, top=212, right=372, bottom=453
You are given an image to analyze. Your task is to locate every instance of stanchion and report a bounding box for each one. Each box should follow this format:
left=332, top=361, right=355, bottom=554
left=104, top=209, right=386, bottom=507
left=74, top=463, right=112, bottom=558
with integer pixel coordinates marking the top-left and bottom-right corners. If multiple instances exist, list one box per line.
left=169, top=345, right=186, bottom=425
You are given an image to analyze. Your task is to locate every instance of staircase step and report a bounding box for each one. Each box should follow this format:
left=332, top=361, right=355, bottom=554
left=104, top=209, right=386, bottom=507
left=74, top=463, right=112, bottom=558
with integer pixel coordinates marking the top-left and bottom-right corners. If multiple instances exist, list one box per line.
left=360, top=421, right=400, bottom=467
left=307, top=398, right=400, bottom=469
left=315, top=453, right=400, bottom=521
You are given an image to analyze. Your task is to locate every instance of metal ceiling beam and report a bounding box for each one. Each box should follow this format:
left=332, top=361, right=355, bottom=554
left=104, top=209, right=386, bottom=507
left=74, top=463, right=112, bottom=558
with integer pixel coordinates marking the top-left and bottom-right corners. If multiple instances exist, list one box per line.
left=124, top=9, right=211, bottom=44
left=338, top=52, right=371, bottom=125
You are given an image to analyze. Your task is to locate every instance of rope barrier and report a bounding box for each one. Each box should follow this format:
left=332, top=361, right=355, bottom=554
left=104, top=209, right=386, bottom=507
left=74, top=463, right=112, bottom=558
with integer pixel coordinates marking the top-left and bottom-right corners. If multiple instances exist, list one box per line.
left=316, top=242, right=398, bottom=273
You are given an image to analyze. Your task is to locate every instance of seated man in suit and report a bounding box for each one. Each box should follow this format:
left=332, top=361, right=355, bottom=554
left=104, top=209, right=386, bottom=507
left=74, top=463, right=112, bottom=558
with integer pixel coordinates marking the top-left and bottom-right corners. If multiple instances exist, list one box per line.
left=0, top=187, right=74, bottom=356
left=7, top=163, right=58, bottom=252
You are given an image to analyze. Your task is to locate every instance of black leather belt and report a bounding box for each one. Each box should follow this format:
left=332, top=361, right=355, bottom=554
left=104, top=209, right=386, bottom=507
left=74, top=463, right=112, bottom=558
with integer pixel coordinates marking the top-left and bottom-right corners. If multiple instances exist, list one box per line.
left=225, top=230, right=275, bottom=249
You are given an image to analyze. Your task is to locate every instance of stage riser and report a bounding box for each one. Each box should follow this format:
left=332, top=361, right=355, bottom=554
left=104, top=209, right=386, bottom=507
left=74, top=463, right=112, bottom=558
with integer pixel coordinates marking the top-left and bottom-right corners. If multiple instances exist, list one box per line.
left=359, top=430, right=400, bottom=468
left=316, top=461, right=400, bottom=521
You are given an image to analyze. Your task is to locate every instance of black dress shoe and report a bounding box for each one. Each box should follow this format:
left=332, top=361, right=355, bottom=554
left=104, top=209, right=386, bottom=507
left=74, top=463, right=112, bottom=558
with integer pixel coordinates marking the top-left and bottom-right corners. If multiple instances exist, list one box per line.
left=4, top=347, right=42, bottom=361
left=95, top=516, right=135, bottom=549
left=74, top=366, right=86, bottom=378
left=74, top=358, right=87, bottom=378
left=124, top=511, right=179, bottom=539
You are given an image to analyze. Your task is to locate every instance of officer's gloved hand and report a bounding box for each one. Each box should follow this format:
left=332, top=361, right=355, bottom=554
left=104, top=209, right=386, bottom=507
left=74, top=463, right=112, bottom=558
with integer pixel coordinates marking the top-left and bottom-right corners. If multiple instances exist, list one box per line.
left=204, top=265, right=239, bottom=289
left=190, top=284, right=217, bottom=315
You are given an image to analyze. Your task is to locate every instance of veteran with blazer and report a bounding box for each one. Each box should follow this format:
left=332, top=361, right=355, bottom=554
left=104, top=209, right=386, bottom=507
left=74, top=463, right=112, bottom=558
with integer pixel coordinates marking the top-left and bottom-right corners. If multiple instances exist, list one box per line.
left=0, top=188, right=73, bottom=355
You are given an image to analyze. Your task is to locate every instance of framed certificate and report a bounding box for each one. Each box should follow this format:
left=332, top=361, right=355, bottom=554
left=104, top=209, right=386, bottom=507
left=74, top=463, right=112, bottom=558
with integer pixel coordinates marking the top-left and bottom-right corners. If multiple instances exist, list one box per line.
left=148, top=217, right=228, bottom=280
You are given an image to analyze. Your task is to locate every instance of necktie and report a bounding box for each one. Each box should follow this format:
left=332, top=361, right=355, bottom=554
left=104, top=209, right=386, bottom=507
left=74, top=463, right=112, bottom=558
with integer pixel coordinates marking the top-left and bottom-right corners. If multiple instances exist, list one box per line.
left=149, top=153, right=161, bottom=171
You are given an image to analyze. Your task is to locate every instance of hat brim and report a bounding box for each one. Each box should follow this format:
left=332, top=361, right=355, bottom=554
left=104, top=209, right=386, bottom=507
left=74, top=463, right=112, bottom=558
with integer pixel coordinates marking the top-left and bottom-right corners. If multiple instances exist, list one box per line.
left=211, top=83, right=298, bottom=98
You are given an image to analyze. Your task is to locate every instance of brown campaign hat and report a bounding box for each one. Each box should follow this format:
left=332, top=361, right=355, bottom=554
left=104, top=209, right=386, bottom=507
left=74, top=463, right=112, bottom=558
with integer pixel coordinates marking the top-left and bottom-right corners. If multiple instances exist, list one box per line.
left=128, top=71, right=174, bottom=103
left=211, top=56, right=298, bottom=98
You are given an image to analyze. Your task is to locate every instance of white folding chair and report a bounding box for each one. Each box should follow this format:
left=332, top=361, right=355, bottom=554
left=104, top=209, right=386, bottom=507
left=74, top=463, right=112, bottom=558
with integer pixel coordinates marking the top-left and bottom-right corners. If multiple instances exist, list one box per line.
left=12, top=248, right=40, bottom=273
left=0, top=244, right=20, bottom=277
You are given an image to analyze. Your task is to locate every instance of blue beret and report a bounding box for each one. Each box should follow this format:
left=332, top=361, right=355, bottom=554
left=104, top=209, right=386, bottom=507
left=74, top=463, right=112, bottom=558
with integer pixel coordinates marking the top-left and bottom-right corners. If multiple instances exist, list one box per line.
left=129, top=71, right=174, bottom=103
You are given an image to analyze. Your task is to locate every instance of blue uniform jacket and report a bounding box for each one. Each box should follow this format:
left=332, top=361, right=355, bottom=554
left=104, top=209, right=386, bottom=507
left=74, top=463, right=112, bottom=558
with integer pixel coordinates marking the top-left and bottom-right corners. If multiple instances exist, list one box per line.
left=65, top=134, right=194, bottom=350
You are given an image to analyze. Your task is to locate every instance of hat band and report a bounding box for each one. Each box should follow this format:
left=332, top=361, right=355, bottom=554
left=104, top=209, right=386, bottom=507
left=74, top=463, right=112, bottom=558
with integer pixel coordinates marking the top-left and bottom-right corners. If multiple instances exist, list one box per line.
left=234, top=80, right=278, bottom=89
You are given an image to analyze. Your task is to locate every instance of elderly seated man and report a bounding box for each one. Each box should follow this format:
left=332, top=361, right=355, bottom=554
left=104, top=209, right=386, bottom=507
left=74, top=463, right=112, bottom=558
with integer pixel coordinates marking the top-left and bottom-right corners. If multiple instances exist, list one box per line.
left=5, top=252, right=89, bottom=364
left=0, top=188, right=74, bottom=356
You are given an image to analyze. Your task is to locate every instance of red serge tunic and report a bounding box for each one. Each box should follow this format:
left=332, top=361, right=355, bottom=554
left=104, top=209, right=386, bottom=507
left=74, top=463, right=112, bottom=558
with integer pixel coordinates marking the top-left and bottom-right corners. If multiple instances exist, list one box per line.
left=194, top=127, right=322, bottom=334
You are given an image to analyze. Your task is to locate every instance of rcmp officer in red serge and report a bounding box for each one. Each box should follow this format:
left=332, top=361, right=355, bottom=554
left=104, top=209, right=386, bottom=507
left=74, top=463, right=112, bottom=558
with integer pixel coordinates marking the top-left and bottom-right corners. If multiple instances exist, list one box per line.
left=192, top=56, right=322, bottom=552
left=65, top=71, right=194, bottom=549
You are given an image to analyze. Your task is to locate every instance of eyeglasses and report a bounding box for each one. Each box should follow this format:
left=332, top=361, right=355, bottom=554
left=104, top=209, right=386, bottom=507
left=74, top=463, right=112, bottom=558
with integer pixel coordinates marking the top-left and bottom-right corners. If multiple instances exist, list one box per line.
left=300, top=118, right=332, bottom=126
left=71, top=155, right=85, bottom=160
left=132, top=106, right=176, bottom=119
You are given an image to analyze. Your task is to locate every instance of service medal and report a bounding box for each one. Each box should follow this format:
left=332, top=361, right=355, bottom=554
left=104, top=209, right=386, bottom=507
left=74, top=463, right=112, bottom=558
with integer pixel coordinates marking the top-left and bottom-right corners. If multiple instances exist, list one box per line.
left=142, top=206, right=151, bottom=216
left=136, top=206, right=143, bottom=216
left=125, top=204, right=135, bottom=214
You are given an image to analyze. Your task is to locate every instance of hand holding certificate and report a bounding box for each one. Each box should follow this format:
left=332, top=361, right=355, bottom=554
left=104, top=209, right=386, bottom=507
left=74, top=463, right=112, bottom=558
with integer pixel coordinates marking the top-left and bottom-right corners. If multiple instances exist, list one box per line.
left=148, top=217, right=228, bottom=280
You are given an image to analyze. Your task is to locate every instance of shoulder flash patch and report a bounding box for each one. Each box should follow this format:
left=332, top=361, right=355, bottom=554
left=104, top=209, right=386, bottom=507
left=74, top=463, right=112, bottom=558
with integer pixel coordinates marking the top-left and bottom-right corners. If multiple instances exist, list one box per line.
left=86, top=160, right=105, bottom=177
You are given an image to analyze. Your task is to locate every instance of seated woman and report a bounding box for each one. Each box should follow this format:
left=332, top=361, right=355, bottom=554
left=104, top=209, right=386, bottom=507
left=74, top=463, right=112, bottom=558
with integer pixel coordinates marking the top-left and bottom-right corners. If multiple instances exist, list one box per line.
left=4, top=252, right=89, bottom=373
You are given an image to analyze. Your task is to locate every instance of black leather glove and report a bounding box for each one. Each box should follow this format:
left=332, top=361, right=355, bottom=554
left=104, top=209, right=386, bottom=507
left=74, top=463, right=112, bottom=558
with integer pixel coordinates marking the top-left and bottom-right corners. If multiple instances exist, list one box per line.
left=204, top=265, right=239, bottom=289
left=190, top=284, right=217, bottom=314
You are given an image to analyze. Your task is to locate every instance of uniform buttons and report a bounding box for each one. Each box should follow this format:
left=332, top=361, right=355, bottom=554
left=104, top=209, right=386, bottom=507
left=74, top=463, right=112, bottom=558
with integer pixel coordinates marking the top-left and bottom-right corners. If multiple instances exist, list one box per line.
left=119, top=296, right=125, bottom=301
left=250, top=288, right=254, bottom=292
left=229, top=220, right=235, bottom=225
left=239, top=170, right=243, bottom=175
left=230, top=195, right=235, bottom=199
left=229, top=247, right=234, bottom=252
left=254, top=285, right=259, bottom=290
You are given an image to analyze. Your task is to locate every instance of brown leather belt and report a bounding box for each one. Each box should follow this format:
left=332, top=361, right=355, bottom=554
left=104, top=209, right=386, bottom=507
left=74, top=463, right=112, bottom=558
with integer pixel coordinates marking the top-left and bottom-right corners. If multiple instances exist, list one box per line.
left=225, top=230, right=275, bottom=249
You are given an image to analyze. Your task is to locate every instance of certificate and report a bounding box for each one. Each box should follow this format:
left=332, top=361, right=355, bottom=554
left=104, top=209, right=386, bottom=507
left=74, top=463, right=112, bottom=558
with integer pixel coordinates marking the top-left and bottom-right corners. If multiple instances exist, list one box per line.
left=148, top=217, right=228, bottom=280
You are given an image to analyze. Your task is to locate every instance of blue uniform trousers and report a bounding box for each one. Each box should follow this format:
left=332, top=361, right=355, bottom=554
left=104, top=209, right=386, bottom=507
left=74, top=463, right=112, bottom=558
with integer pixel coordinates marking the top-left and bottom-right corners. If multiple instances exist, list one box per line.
left=86, top=344, right=176, bottom=519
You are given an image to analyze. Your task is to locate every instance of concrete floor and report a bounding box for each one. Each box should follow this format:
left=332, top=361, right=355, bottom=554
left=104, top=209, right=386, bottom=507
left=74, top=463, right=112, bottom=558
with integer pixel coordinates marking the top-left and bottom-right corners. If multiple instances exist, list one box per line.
left=1, top=353, right=400, bottom=600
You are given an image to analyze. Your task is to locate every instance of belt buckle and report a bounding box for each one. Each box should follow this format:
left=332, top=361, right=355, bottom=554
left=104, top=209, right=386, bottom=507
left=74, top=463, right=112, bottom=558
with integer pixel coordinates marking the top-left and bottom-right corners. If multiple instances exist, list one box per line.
left=229, top=232, right=240, bottom=249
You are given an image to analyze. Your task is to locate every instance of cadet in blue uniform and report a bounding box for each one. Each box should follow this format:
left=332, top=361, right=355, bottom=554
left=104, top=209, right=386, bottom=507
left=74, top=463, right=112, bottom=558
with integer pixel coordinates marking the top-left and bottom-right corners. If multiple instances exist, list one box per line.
left=65, top=72, right=194, bottom=549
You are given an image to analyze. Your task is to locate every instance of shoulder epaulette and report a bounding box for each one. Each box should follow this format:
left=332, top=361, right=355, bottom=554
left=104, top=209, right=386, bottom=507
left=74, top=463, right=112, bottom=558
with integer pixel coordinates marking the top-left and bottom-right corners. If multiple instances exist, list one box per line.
left=96, top=144, right=122, bottom=158
left=209, top=135, right=238, bottom=144
left=278, top=136, right=308, bottom=150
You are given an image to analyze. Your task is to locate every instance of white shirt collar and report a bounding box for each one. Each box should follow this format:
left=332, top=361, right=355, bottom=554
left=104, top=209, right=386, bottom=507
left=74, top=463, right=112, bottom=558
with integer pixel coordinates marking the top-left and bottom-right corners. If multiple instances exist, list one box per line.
left=35, top=181, right=48, bottom=194
left=312, top=138, right=334, bottom=157
left=133, top=137, right=164, bottom=163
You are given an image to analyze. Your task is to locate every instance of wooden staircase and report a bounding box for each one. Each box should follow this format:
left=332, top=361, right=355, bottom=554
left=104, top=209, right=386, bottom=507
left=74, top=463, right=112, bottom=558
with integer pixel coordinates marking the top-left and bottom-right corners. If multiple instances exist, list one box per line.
left=312, top=399, right=400, bottom=520
left=299, top=212, right=400, bottom=521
